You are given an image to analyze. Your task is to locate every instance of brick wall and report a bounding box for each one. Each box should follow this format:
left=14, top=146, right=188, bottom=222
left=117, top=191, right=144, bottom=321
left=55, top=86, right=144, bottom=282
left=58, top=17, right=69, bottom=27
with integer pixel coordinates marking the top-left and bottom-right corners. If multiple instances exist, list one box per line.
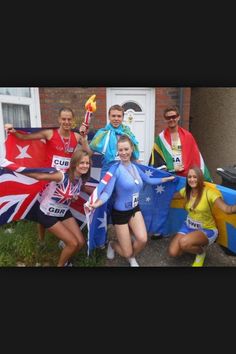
left=155, top=87, right=191, bottom=135
left=39, top=87, right=191, bottom=135
left=39, top=87, right=106, bottom=130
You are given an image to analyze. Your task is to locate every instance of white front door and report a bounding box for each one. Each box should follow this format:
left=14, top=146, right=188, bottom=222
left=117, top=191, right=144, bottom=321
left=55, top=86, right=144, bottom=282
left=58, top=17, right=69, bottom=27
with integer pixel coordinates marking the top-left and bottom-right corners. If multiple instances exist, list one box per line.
left=106, top=87, right=155, bottom=164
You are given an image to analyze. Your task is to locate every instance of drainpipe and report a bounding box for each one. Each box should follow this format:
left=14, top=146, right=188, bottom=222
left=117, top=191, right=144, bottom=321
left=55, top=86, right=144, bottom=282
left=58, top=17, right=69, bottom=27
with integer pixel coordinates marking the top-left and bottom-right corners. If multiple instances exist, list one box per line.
left=179, top=87, right=184, bottom=127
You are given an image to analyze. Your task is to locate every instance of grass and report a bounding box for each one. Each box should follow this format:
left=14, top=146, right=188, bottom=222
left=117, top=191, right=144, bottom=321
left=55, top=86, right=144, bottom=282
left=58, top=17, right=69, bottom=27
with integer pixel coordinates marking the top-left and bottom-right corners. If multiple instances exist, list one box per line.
left=0, top=221, right=107, bottom=267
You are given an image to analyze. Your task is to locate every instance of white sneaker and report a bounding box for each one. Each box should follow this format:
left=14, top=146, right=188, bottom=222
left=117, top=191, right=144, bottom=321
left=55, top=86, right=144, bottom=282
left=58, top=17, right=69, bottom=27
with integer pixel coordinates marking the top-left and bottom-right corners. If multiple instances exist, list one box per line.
left=128, top=257, right=139, bottom=267
left=58, top=240, right=65, bottom=249
left=107, top=241, right=115, bottom=260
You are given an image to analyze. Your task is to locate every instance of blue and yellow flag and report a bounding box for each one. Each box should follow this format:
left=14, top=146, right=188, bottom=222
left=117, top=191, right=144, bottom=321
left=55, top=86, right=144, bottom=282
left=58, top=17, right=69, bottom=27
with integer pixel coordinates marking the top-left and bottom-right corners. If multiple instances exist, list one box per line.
left=163, top=176, right=236, bottom=254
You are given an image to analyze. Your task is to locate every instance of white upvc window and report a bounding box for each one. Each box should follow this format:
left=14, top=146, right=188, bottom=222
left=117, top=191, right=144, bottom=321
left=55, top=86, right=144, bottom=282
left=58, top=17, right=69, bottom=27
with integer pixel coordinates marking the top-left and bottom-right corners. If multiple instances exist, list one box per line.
left=0, top=87, right=41, bottom=158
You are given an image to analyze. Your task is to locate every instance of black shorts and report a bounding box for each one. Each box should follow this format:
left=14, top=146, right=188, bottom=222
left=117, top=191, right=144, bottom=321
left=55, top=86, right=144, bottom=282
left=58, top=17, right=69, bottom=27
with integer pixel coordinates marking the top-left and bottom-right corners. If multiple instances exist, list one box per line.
left=26, top=201, right=73, bottom=228
left=111, top=205, right=141, bottom=225
left=25, top=200, right=40, bottom=223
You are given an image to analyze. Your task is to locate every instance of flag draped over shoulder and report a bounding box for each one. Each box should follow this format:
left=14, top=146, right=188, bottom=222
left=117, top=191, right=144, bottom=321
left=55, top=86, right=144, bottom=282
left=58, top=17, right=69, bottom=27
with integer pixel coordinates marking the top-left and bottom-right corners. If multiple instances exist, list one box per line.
left=89, top=123, right=140, bottom=162
left=84, top=162, right=179, bottom=254
left=0, top=128, right=100, bottom=227
left=149, top=127, right=212, bottom=182
left=84, top=163, right=119, bottom=254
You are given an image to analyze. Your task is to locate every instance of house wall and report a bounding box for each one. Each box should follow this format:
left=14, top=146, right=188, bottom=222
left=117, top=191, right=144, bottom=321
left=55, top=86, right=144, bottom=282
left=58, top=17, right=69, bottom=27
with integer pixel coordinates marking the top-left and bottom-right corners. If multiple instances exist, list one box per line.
left=39, top=87, right=106, bottom=131
left=190, top=87, right=236, bottom=184
left=39, top=86, right=191, bottom=134
left=155, top=87, right=191, bottom=134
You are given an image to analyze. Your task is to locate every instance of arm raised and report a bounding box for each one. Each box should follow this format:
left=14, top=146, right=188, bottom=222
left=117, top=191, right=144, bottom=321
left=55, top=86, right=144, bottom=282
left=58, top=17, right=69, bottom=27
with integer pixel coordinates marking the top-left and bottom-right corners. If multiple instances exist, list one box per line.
left=22, top=170, right=63, bottom=183
left=5, top=124, right=53, bottom=141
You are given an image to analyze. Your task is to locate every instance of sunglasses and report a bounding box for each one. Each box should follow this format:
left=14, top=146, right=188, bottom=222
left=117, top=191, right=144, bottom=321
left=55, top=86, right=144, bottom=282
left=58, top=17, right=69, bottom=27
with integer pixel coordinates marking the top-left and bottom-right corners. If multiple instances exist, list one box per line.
left=164, top=114, right=179, bottom=121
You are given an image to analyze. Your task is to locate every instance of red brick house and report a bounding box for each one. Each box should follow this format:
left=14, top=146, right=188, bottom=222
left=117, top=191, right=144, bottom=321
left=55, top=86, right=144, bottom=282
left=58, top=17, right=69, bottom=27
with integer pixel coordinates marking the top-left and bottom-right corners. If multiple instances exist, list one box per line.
left=0, top=87, right=191, bottom=164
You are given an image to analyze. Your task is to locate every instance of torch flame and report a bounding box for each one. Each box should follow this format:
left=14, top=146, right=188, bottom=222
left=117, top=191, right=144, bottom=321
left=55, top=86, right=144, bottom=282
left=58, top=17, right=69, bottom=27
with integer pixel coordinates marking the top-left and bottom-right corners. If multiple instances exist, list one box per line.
left=85, top=94, right=97, bottom=113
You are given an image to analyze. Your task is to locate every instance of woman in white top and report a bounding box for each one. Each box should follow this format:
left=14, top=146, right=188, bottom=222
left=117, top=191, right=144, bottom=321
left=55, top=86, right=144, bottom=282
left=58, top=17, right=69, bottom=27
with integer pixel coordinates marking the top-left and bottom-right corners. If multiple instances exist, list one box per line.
left=18, top=149, right=91, bottom=267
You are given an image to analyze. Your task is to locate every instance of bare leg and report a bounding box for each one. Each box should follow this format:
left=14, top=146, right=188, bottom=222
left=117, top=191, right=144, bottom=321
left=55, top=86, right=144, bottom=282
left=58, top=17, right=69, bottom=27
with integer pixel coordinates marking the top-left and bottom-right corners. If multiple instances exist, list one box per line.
left=128, top=211, right=147, bottom=256
left=48, top=217, right=85, bottom=266
left=168, top=231, right=209, bottom=258
left=168, top=234, right=186, bottom=257
left=112, top=224, right=133, bottom=259
left=178, top=231, right=208, bottom=254
left=111, top=211, right=147, bottom=266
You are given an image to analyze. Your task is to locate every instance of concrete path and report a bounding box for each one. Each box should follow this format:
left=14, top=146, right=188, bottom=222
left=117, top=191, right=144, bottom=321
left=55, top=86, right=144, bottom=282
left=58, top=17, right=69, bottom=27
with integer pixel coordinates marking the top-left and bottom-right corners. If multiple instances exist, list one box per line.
left=105, top=227, right=236, bottom=267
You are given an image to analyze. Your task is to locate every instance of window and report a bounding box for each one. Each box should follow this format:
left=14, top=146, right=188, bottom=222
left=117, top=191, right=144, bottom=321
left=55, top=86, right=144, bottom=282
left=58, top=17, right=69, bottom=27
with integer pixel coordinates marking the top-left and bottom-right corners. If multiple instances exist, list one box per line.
left=0, top=87, right=41, bottom=154
left=0, top=88, right=31, bottom=97
left=122, top=102, right=142, bottom=112
left=2, top=103, right=31, bottom=127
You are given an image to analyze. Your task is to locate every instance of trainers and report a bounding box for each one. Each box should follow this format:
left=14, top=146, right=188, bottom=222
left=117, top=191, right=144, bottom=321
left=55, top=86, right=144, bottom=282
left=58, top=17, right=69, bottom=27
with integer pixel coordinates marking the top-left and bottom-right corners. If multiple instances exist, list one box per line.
left=151, top=233, right=163, bottom=240
left=192, top=252, right=206, bottom=267
left=58, top=240, right=65, bottom=249
left=107, top=241, right=115, bottom=260
left=128, top=257, right=139, bottom=267
left=64, top=261, right=73, bottom=267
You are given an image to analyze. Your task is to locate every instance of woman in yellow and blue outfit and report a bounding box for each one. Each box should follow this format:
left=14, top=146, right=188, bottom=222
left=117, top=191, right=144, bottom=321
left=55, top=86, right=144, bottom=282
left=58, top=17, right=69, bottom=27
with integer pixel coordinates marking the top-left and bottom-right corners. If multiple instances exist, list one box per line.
left=168, top=166, right=236, bottom=267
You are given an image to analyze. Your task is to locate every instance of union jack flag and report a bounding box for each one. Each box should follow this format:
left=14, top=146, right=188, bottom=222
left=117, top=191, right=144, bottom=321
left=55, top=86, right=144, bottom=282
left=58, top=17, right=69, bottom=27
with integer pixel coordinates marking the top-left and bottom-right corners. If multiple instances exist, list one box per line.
left=0, top=168, right=45, bottom=225
left=50, top=178, right=81, bottom=205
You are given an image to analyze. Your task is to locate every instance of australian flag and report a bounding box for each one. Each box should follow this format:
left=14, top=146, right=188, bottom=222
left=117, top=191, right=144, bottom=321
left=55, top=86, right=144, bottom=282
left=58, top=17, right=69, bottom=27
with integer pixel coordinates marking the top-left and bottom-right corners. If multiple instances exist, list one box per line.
left=137, top=163, right=179, bottom=233
left=84, top=164, right=119, bottom=254
left=84, top=163, right=179, bottom=255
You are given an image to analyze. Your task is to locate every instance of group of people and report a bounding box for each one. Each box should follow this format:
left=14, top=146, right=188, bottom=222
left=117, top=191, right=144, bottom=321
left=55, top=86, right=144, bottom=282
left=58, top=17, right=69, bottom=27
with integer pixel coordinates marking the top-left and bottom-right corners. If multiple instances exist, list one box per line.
left=4, top=104, right=236, bottom=267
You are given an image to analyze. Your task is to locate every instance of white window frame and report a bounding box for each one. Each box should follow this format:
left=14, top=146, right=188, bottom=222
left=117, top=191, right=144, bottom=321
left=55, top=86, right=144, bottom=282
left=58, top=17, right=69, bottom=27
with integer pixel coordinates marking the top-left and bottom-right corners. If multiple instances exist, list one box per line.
left=0, top=87, right=41, bottom=159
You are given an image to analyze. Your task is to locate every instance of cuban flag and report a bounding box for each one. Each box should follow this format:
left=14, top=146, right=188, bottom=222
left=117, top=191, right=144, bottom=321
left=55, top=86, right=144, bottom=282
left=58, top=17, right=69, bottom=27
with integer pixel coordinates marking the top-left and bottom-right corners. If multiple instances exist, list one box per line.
left=4, top=128, right=48, bottom=169
left=84, top=162, right=179, bottom=255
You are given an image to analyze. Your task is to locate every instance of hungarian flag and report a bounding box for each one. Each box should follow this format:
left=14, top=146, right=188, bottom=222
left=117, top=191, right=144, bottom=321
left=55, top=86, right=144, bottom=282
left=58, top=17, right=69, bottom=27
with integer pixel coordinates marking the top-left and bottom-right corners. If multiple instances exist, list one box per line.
left=149, top=127, right=212, bottom=182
